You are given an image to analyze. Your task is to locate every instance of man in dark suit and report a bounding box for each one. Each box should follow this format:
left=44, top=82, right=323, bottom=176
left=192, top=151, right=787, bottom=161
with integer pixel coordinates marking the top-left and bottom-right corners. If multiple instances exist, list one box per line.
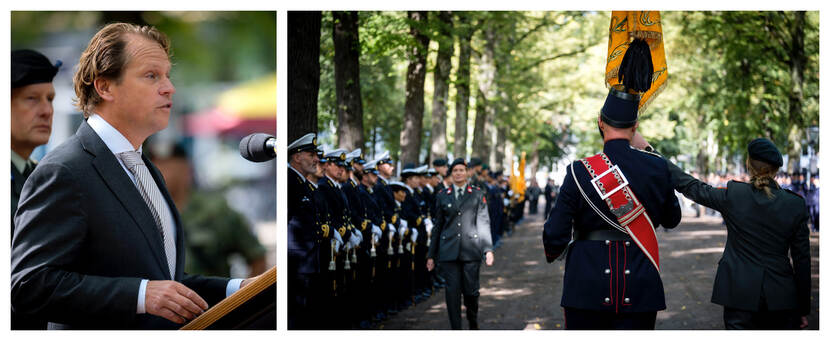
left=427, top=158, right=494, bottom=330
left=10, top=49, right=60, bottom=330
left=11, top=23, right=256, bottom=329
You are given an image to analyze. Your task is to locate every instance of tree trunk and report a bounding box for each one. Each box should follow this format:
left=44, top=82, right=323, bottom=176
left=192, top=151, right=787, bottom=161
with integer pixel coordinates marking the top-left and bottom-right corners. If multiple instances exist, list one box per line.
left=287, top=11, right=321, bottom=142
left=529, top=145, right=540, bottom=178
left=399, top=11, right=430, bottom=165
left=787, top=11, right=807, bottom=168
left=495, top=126, right=506, bottom=171
left=454, top=12, right=473, bottom=159
left=332, top=11, right=364, bottom=151
left=472, top=24, right=497, bottom=160
left=429, top=11, right=453, bottom=163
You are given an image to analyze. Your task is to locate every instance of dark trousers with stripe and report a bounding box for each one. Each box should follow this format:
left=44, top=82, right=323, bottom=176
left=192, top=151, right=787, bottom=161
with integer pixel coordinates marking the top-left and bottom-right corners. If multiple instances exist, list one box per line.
left=564, top=307, right=656, bottom=330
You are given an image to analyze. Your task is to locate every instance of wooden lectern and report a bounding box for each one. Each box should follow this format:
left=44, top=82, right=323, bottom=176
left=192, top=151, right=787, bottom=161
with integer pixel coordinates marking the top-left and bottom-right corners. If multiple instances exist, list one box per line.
left=181, top=266, right=276, bottom=330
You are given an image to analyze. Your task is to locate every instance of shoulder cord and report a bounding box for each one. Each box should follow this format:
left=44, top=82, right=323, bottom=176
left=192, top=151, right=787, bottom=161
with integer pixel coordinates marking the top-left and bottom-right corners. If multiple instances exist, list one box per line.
left=569, top=161, right=627, bottom=233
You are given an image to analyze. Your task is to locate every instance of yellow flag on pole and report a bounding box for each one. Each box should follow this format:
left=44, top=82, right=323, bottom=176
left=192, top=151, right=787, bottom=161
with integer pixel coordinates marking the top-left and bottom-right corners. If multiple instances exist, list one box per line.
left=605, top=11, right=667, bottom=112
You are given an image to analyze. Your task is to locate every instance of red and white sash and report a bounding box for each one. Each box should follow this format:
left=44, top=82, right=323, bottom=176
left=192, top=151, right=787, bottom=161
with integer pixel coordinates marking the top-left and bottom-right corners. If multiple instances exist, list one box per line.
left=580, top=153, right=661, bottom=272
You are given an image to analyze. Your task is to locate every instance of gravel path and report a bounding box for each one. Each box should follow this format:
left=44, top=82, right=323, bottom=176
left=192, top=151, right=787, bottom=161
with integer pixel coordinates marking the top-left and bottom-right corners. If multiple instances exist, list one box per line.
left=376, top=211, right=820, bottom=330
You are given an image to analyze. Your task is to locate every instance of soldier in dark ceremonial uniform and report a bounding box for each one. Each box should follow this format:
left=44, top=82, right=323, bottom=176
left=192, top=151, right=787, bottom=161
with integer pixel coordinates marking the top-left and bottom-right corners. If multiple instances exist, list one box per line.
left=388, top=181, right=413, bottom=310
left=372, top=152, right=402, bottom=315
left=287, top=133, right=326, bottom=329
left=316, top=149, right=356, bottom=329
left=467, top=157, right=487, bottom=189
left=429, top=159, right=450, bottom=289
left=427, top=158, right=495, bottom=330
left=357, top=160, right=386, bottom=325
left=806, top=175, right=819, bottom=232
left=543, top=38, right=682, bottom=329
left=11, top=49, right=61, bottom=330
left=343, top=149, right=374, bottom=328
left=407, top=165, right=435, bottom=302
left=637, top=136, right=812, bottom=329
left=485, top=171, right=505, bottom=249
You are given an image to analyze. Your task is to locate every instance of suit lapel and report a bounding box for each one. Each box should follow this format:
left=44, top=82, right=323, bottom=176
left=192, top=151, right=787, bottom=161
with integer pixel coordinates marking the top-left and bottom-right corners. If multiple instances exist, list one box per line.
left=79, top=121, right=172, bottom=279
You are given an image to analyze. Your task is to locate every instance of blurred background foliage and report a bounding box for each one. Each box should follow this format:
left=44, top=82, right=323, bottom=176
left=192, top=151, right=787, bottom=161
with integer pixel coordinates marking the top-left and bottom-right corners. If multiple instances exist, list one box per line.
left=311, top=11, right=818, bottom=179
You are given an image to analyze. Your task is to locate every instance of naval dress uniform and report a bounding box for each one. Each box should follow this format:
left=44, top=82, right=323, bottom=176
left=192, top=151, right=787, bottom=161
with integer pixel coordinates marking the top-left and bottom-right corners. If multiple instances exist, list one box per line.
left=543, top=139, right=681, bottom=329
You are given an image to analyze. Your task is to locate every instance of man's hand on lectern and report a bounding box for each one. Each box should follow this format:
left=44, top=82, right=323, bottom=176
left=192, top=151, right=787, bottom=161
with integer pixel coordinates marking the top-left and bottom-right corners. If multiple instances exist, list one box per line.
left=240, top=273, right=262, bottom=289
left=146, top=280, right=208, bottom=324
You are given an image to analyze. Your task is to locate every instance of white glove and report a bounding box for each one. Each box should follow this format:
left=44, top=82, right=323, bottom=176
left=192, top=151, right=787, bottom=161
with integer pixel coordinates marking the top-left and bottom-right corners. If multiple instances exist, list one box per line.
left=503, top=198, right=510, bottom=206
left=424, top=218, right=434, bottom=234
left=508, top=190, right=514, bottom=196
left=398, top=219, right=409, bottom=237
left=372, top=224, right=382, bottom=241
left=332, top=229, right=344, bottom=251
left=387, top=223, right=397, bottom=235
left=410, top=228, right=418, bottom=243
left=349, top=232, right=361, bottom=248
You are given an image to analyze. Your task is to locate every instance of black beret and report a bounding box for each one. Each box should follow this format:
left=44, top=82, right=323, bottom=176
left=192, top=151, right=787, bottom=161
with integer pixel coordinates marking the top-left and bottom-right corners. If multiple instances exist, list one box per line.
left=600, top=88, right=639, bottom=128
left=12, top=49, right=60, bottom=88
left=469, top=157, right=482, bottom=167
left=747, top=138, right=783, bottom=168
left=432, top=158, right=448, bottom=167
left=450, top=157, right=467, bottom=171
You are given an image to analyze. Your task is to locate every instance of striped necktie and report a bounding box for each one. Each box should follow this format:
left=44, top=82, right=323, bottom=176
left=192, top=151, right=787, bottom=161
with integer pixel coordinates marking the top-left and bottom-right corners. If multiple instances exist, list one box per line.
left=117, top=151, right=176, bottom=278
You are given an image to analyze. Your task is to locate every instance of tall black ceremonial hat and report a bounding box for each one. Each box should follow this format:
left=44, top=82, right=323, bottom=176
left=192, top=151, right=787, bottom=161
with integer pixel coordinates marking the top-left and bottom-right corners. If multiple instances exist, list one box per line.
left=12, top=49, right=60, bottom=88
left=600, top=38, right=653, bottom=128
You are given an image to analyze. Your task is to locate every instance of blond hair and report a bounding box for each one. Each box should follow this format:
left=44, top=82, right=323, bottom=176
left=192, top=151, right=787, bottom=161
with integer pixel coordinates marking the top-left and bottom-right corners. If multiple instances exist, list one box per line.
left=73, top=23, right=170, bottom=116
left=746, top=157, right=779, bottom=199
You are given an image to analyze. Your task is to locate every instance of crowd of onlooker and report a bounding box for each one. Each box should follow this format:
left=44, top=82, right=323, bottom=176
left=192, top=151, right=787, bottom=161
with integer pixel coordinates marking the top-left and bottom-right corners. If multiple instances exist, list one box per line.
left=679, top=171, right=819, bottom=232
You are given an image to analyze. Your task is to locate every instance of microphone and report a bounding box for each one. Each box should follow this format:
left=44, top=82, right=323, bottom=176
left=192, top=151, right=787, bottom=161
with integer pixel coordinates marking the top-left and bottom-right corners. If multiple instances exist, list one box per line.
left=239, top=133, right=276, bottom=162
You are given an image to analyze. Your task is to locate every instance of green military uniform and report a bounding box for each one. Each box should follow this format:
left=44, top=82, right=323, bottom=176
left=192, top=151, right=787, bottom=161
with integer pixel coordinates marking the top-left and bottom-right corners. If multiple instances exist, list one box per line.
left=181, top=190, right=266, bottom=277
left=666, top=155, right=811, bottom=329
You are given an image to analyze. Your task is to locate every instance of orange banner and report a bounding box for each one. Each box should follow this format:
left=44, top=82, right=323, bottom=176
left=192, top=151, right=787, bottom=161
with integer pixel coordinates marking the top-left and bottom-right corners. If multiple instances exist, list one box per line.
left=605, top=11, right=667, bottom=112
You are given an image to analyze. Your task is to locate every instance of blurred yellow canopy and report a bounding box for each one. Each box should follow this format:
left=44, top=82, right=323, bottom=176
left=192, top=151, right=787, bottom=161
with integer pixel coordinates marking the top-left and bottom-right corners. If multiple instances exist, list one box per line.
left=217, top=74, right=277, bottom=119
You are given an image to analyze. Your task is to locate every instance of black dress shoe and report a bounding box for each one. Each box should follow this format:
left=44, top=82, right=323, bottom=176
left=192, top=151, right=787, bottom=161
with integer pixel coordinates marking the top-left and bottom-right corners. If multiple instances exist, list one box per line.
left=469, top=320, right=479, bottom=330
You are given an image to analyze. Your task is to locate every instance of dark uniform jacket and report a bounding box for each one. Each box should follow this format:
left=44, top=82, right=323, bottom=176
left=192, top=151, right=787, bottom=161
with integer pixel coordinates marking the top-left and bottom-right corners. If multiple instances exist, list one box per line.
left=12, top=121, right=228, bottom=329
left=401, top=187, right=427, bottom=245
left=543, top=139, right=681, bottom=313
left=317, top=176, right=353, bottom=240
left=429, top=184, right=493, bottom=262
left=667, top=161, right=811, bottom=315
left=343, top=177, right=371, bottom=245
left=288, top=167, right=321, bottom=275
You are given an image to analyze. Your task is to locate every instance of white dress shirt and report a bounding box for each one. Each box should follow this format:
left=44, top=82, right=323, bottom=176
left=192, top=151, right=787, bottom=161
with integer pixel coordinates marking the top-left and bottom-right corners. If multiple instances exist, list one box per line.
left=87, top=114, right=242, bottom=315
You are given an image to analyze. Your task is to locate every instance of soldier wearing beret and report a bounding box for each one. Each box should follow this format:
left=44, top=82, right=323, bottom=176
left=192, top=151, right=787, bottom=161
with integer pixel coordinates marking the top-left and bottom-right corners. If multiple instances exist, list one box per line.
left=427, top=158, right=495, bottom=330
left=543, top=38, right=682, bottom=329
left=10, top=48, right=60, bottom=330
left=635, top=135, right=812, bottom=329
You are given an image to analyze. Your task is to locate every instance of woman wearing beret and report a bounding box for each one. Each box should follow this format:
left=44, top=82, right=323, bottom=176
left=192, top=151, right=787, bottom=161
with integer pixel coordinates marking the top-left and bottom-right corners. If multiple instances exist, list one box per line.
left=633, top=134, right=812, bottom=329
